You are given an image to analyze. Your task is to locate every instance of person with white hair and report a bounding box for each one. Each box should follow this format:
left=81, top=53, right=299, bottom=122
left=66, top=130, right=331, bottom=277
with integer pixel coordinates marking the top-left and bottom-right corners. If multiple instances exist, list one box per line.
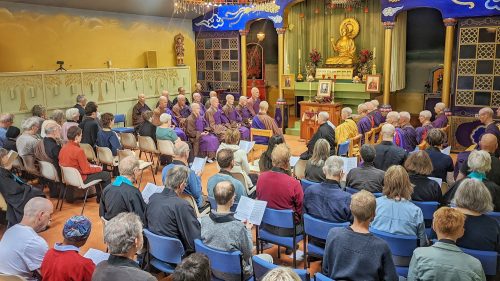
left=191, top=92, right=206, bottom=116
left=357, top=103, right=372, bottom=144
left=0, top=197, right=53, bottom=280
left=445, top=150, right=500, bottom=211
left=247, top=87, right=261, bottom=116
left=0, top=113, right=14, bottom=147
left=416, top=110, right=434, bottom=144
left=335, top=107, right=358, bottom=145
left=205, top=96, right=229, bottom=142
left=16, top=117, right=41, bottom=157
left=300, top=111, right=336, bottom=160
left=373, top=124, right=408, bottom=171
left=61, top=108, right=80, bottom=142
left=35, top=123, right=62, bottom=179
left=132, top=93, right=151, bottom=129
left=385, top=111, right=408, bottom=150
left=153, top=96, right=187, bottom=141
left=223, top=94, right=250, bottom=140
left=92, top=213, right=156, bottom=281
left=458, top=133, right=500, bottom=186
left=368, top=99, right=385, bottom=126
left=236, top=96, right=253, bottom=128
left=156, top=113, right=180, bottom=144
left=432, top=102, right=448, bottom=128
left=251, top=101, right=283, bottom=144
left=205, top=91, right=219, bottom=110
left=399, top=111, right=418, bottom=152
left=74, top=94, right=87, bottom=123
left=478, top=107, right=500, bottom=156
left=172, top=94, right=191, bottom=129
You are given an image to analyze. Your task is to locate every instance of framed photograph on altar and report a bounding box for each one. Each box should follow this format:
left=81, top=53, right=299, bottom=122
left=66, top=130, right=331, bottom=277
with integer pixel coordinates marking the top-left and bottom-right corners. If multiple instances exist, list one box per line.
left=281, top=74, right=295, bottom=90
left=317, top=80, right=332, bottom=97
left=365, top=75, right=381, bottom=93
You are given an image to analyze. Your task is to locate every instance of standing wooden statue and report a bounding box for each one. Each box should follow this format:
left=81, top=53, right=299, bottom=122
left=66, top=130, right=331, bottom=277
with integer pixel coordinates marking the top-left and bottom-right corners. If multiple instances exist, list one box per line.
left=174, top=33, right=185, bottom=66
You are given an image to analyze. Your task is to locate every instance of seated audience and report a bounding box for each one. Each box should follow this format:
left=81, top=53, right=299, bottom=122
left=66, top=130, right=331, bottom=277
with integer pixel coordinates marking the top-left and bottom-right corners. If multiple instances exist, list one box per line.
left=453, top=179, right=500, bottom=256
left=207, top=149, right=247, bottom=201
left=74, top=94, right=87, bottom=123
left=346, top=144, right=385, bottom=193
left=432, top=102, right=448, bottom=128
left=257, top=143, right=303, bottom=235
left=186, top=102, right=219, bottom=161
left=35, top=123, right=62, bottom=168
left=59, top=126, right=111, bottom=202
left=137, top=111, right=156, bottom=141
left=92, top=212, right=155, bottom=281
left=262, top=267, right=301, bottom=281
left=371, top=165, right=427, bottom=246
left=217, top=128, right=254, bottom=187
left=445, top=150, right=500, bottom=211
left=172, top=253, right=211, bottom=281
left=305, top=139, right=330, bottom=182
left=335, top=107, right=359, bottom=145
left=399, top=111, right=418, bottom=152
left=458, top=133, right=500, bottom=186
left=201, top=181, right=273, bottom=281
left=323, top=191, right=398, bottom=281
left=0, top=113, right=14, bottom=147
left=100, top=156, right=146, bottom=223
left=40, top=109, right=64, bottom=138
left=41, top=215, right=95, bottom=281
left=146, top=166, right=201, bottom=254
left=416, top=110, right=433, bottom=144
left=251, top=101, right=282, bottom=144
left=356, top=103, right=372, bottom=143
left=300, top=111, right=335, bottom=160
left=132, top=93, right=151, bottom=129
left=407, top=207, right=486, bottom=281
left=156, top=113, right=180, bottom=144
left=79, top=101, right=100, bottom=147
left=425, top=128, right=454, bottom=185
left=304, top=156, right=352, bottom=223
left=404, top=151, right=442, bottom=202
left=373, top=124, right=407, bottom=171
left=62, top=108, right=80, bottom=142
left=3, top=126, right=20, bottom=151
left=247, top=87, right=261, bottom=117
left=258, top=135, right=285, bottom=173
left=478, top=107, right=500, bottom=156
left=31, top=104, right=47, bottom=120
left=96, top=113, right=122, bottom=156
left=162, top=141, right=204, bottom=209
left=0, top=197, right=52, bottom=280
left=16, top=117, right=40, bottom=157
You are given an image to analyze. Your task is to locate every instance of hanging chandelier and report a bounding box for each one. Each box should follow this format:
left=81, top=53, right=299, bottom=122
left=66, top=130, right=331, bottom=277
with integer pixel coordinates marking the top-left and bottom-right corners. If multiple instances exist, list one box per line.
left=174, top=0, right=274, bottom=14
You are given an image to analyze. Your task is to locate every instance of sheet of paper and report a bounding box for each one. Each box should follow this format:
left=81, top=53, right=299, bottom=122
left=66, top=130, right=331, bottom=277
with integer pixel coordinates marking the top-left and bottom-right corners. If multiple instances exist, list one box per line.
left=340, top=157, right=358, bottom=175
left=141, top=182, right=164, bottom=204
left=428, top=177, right=443, bottom=187
left=289, top=156, right=300, bottom=167
left=239, top=140, right=256, bottom=154
left=440, top=146, right=451, bottom=155
left=234, top=196, right=267, bottom=225
left=84, top=248, right=109, bottom=265
left=190, top=157, right=207, bottom=174
left=249, top=199, right=267, bottom=226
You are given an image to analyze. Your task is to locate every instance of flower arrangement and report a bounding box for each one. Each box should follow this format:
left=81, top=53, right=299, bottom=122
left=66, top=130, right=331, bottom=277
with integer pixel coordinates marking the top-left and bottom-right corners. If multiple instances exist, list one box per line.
left=309, top=49, right=322, bottom=67
left=356, top=49, right=373, bottom=78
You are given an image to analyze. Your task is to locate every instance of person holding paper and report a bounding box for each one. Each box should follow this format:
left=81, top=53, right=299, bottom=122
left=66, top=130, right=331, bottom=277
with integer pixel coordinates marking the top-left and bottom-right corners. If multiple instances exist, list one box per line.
left=300, top=111, right=335, bottom=160
left=217, top=128, right=255, bottom=187
left=146, top=166, right=201, bottom=255
left=373, top=124, right=407, bottom=171
left=334, top=107, right=358, bottom=146
left=458, top=134, right=500, bottom=186
left=399, top=111, right=418, bottom=153
left=186, top=103, right=219, bottom=162
left=207, top=149, right=248, bottom=201
left=223, top=94, right=250, bottom=141
left=404, top=151, right=442, bottom=202
left=251, top=101, right=283, bottom=145
left=346, top=144, right=385, bottom=193
left=201, top=181, right=273, bottom=281
left=41, top=215, right=95, bottom=281
left=162, top=141, right=205, bottom=210
left=99, top=156, right=147, bottom=224
left=424, top=129, right=454, bottom=185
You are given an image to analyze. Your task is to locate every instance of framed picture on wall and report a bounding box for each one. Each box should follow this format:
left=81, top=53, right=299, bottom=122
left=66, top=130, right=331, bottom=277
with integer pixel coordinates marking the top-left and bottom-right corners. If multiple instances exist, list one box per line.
left=281, top=74, right=295, bottom=90
left=317, top=80, right=332, bottom=97
left=365, top=75, right=381, bottom=93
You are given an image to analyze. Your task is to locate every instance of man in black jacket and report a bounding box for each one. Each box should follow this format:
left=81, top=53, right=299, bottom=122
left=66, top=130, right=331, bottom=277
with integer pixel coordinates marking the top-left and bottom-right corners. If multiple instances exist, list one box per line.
left=73, top=94, right=87, bottom=123
left=79, top=101, right=100, bottom=147
left=300, top=111, right=336, bottom=160
left=373, top=124, right=407, bottom=171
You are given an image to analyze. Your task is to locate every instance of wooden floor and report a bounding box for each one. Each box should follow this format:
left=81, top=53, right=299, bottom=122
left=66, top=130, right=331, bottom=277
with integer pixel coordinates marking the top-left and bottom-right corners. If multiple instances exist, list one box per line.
left=0, top=134, right=321, bottom=278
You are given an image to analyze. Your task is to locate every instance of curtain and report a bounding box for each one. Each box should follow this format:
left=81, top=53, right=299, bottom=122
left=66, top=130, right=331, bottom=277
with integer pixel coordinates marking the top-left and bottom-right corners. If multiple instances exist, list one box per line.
left=391, top=11, right=407, bottom=92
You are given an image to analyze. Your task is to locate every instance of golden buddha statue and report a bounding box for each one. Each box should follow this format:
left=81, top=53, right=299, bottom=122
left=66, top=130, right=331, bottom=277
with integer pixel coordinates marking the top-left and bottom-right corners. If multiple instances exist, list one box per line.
left=325, top=18, right=359, bottom=66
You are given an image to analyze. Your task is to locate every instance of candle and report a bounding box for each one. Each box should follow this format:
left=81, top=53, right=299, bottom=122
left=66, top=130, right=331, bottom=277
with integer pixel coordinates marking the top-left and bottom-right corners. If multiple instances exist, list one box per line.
left=298, top=48, right=301, bottom=60
left=373, top=47, right=376, bottom=59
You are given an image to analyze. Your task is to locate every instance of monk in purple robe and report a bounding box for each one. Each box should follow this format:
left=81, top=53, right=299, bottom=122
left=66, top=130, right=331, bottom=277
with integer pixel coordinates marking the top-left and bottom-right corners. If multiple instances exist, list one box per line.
left=192, top=92, right=206, bottom=116
left=172, top=94, right=191, bottom=129
left=371, top=100, right=386, bottom=124
left=236, top=96, right=252, bottom=128
left=366, top=101, right=381, bottom=127
left=479, top=107, right=500, bottom=156
left=205, top=97, right=228, bottom=141
left=356, top=103, right=372, bottom=144
left=246, top=87, right=261, bottom=117
left=251, top=101, right=282, bottom=144
left=416, top=110, right=434, bottom=144
left=385, top=111, right=407, bottom=150
left=153, top=96, right=187, bottom=141
left=399, top=111, right=418, bottom=152
left=222, top=94, right=250, bottom=140
left=431, top=102, right=448, bottom=128
left=186, top=103, right=219, bottom=159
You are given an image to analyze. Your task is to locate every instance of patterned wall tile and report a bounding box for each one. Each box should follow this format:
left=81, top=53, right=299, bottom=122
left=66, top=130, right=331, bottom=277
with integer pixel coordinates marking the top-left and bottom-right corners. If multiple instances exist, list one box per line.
left=477, top=44, right=495, bottom=59
left=214, top=61, right=222, bottom=71
left=460, top=28, right=478, bottom=45
left=474, top=76, right=493, bottom=91
left=492, top=91, right=500, bottom=107
left=204, top=50, right=214, bottom=60
left=458, top=59, right=477, bottom=75
left=230, top=38, right=238, bottom=49
left=212, top=39, right=221, bottom=49
left=456, top=91, right=474, bottom=106
left=205, top=71, right=214, bottom=81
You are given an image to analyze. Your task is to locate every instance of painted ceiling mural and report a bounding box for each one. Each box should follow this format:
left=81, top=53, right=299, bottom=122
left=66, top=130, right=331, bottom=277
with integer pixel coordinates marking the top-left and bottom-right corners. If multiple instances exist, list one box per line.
left=192, top=0, right=499, bottom=32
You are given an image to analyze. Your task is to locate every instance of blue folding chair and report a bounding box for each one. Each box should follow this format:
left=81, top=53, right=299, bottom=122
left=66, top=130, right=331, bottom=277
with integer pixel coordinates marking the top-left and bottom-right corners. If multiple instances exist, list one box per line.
left=208, top=196, right=238, bottom=212
left=256, top=208, right=304, bottom=268
left=303, top=214, right=349, bottom=269
left=194, top=239, right=251, bottom=281
left=112, top=114, right=134, bottom=133
left=411, top=201, right=439, bottom=237
left=143, top=229, right=184, bottom=274
left=252, top=256, right=309, bottom=281
left=486, top=211, right=500, bottom=225
left=301, top=179, right=318, bottom=191
left=315, top=273, right=335, bottom=281
left=345, top=187, right=359, bottom=195
left=370, top=228, right=418, bottom=278
left=373, top=192, right=383, bottom=197
left=337, top=140, right=350, bottom=156
left=460, top=247, right=498, bottom=276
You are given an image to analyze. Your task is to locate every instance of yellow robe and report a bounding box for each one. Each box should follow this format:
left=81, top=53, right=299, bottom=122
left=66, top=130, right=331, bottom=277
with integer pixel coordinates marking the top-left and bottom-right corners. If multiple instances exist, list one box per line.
left=335, top=118, right=358, bottom=144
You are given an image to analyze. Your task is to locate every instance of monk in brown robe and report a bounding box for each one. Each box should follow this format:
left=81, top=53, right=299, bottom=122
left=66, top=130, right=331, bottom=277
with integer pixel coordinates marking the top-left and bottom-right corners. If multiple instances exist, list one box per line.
left=251, top=101, right=282, bottom=144
left=236, top=96, right=252, bottom=128
left=246, top=87, right=261, bottom=117
left=186, top=103, right=219, bottom=159
left=205, top=97, right=228, bottom=141
left=171, top=94, right=191, bottom=129
left=152, top=96, right=168, bottom=126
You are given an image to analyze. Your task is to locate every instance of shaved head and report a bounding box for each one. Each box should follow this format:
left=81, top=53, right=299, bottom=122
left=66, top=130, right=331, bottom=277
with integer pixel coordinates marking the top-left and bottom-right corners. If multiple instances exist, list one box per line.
left=259, top=101, right=269, bottom=113
left=358, top=103, right=368, bottom=115
left=435, top=102, right=446, bottom=113
left=479, top=107, right=494, bottom=124
left=371, top=100, right=379, bottom=108
left=192, top=92, right=202, bottom=102
left=365, top=102, right=375, bottom=111
left=480, top=133, right=498, bottom=154
left=381, top=123, right=395, bottom=140
left=161, top=90, right=169, bottom=97
left=226, top=94, right=234, bottom=105
left=209, top=91, right=217, bottom=98
left=210, top=96, right=219, bottom=108
left=251, top=87, right=259, bottom=98
left=386, top=111, right=400, bottom=126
